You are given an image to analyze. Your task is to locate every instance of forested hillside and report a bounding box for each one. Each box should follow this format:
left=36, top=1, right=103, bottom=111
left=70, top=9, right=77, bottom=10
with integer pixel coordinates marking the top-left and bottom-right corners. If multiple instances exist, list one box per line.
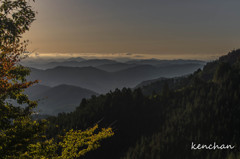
left=47, top=50, right=240, bottom=159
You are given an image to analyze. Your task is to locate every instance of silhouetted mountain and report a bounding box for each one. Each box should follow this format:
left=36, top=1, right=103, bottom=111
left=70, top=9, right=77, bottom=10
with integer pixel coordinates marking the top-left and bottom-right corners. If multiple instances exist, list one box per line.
left=122, top=50, right=240, bottom=159
left=126, top=59, right=205, bottom=66
left=40, top=61, right=85, bottom=69
left=26, top=84, right=97, bottom=115
left=136, top=76, right=190, bottom=95
left=28, top=66, right=113, bottom=93
left=137, top=50, right=240, bottom=95
left=21, top=57, right=85, bottom=69
left=67, top=57, right=85, bottom=62
left=113, top=63, right=203, bottom=88
left=199, top=50, right=240, bottom=81
left=23, top=58, right=119, bottom=70
left=135, top=63, right=204, bottom=95
left=25, top=84, right=51, bottom=97
left=28, top=61, right=204, bottom=93
left=135, top=77, right=168, bottom=88
left=113, top=65, right=161, bottom=87
left=43, top=59, right=119, bottom=70
left=24, top=58, right=205, bottom=71
left=97, top=63, right=137, bottom=72
left=78, top=59, right=117, bottom=66
left=35, top=59, right=118, bottom=70
left=46, top=49, right=240, bottom=159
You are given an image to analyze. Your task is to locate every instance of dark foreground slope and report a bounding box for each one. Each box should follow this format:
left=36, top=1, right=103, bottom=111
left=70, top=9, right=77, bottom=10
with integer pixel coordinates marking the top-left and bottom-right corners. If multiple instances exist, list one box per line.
left=47, top=50, right=240, bottom=159
left=123, top=50, right=240, bottom=159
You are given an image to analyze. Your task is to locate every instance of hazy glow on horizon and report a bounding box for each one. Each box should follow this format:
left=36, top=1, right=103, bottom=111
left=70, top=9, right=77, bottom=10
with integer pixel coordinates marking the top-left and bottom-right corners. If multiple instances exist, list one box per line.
left=27, top=52, right=221, bottom=61
left=23, top=0, right=240, bottom=59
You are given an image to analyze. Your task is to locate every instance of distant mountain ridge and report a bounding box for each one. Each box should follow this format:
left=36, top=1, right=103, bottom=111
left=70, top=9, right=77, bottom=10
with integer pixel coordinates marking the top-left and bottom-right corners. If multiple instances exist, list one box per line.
left=97, top=63, right=137, bottom=72
left=23, top=58, right=205, bottom=70
left=28, top=66, right=113, bottom=93
left=28, top=63, right=204, bottom=93
left=126, top=59, right=205, bottom=65
left=27, top=59, right=204, bottom=93
left=25, top=84, right=97, bottom=115
left=46, top=49, right=240, bottom=159
left=137, top=49, right=240, bottom=95
left=24, top=59, right=119, bottom=70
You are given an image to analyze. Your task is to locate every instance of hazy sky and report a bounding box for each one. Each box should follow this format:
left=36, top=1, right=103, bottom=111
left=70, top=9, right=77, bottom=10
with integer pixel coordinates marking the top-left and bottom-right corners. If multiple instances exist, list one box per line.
left=24, top=0, right=240, bottom=59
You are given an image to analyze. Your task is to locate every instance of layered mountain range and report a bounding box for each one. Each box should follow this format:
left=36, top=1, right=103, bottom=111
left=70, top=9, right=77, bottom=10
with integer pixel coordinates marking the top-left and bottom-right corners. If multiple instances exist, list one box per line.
left=24, top=58, right=205, bottom=115
left=47, top=49, right=240, bottom=159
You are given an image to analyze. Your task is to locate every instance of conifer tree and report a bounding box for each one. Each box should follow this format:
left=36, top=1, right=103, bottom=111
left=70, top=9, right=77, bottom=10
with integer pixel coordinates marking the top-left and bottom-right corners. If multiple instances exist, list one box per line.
left=0, top=1, right=113, bottom=158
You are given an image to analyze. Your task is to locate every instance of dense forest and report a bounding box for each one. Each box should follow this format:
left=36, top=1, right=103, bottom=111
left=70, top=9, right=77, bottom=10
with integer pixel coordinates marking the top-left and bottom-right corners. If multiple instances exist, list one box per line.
left=46, top=50, right=240, bottom=159
left=2, top=0, right=240, bottom=158
left=0, top=1, right=114, bottom=158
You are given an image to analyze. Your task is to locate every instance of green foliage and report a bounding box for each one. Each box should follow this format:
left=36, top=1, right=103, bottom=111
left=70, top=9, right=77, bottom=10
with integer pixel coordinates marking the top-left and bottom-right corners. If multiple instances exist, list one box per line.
left=122, top=50, right=240, bottom=159
left=0, top=0, right=36, bottom=45
left=20, top=139, right=58, bottom=159
left=1, top=1, right=114, bottom=158
left=226, top=153, right=240, bottom=159
left=60, top=125, right=113, bottom=159
left=47, top=88, right=154, bottom=158
left=213, top=62, right=231, bottom=83
left=2, top=1, right=239, bottom=158
left=19, top=125, right=113, bottom=159
left=0, top=1, right=43, bottom=158
left=48, top=50, right=240, bottom=159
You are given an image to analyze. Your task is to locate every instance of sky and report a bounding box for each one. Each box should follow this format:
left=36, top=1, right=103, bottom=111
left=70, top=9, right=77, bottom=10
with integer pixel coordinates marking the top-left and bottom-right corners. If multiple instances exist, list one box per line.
left=23, top=0, right=240, bottom=60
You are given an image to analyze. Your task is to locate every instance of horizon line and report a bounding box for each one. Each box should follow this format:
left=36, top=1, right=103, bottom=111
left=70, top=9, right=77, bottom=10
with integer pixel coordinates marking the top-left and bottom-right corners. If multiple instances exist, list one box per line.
left=25, top=52, right=226, bottom=61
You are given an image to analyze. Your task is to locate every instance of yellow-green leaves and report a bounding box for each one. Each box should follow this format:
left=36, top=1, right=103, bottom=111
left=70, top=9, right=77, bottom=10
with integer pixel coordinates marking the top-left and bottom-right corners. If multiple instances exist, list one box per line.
left=1, top=1, right=114, bottom=158
left=60, top=125, right=114, bottom=159
left=21, top=139, right=58, bottom=159
left=21, top=125, right=114, bottom=159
